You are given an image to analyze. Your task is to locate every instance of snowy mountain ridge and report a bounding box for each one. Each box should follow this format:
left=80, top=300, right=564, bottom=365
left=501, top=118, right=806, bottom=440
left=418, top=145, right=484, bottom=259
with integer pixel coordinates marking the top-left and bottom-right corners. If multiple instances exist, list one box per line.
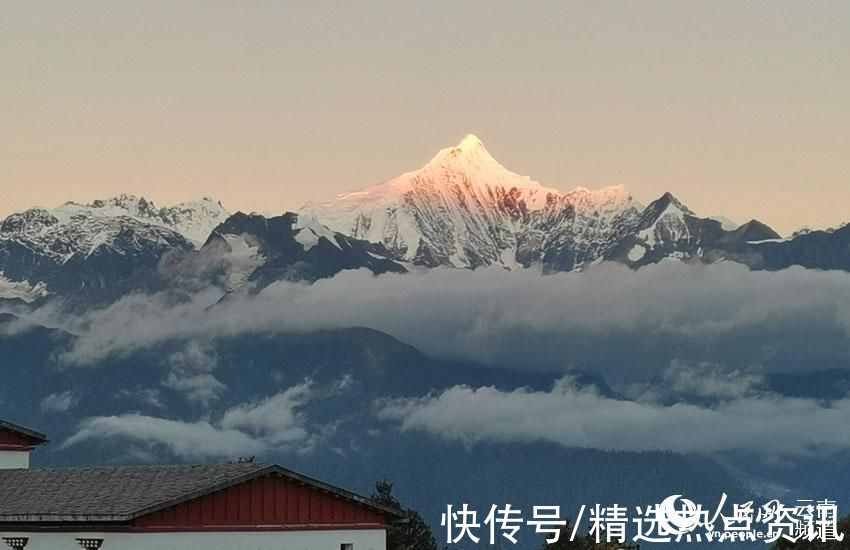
left=0, top=193, right=228, bottom=264
left=0, top=195, right=229, bottom=304
left=0, top=194, right=228, bottom=258
left=53, top=194, right=230, bottom=247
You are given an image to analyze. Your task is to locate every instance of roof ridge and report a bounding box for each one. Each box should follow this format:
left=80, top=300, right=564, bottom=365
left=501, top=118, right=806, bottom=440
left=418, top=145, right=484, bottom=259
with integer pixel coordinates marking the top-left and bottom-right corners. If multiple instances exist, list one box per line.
left=23, top=462, right=266, bottom=471
left=0, top=462, right=406, bottom=524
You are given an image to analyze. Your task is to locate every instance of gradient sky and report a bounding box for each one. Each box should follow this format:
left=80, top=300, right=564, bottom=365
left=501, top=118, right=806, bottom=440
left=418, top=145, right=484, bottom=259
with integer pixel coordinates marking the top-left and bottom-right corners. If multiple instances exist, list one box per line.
left=3, top=1, right=849, bottom=235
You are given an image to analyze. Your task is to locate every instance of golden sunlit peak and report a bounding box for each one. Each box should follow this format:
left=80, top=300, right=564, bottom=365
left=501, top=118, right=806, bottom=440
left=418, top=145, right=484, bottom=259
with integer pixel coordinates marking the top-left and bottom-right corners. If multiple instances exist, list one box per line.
left=457, top=133, right=485, bottom=151
left=428, top=133, right=499, bottom=167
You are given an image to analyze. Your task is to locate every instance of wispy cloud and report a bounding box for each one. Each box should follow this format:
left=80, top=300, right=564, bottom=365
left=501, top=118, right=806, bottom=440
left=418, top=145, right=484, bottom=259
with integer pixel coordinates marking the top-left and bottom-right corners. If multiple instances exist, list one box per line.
left=375, top=377, right=850, bottom=457
left=661, top=360, right=764, bottom=400
left=162, top=341, right=226, bottom=405
left=40, top=391, right=80, bottom=413
left=162, top=372, right=226, bottom=406
left=64, top=381, right=316, bottom=459
left=63, top=414, right=268, bottom=459
left=221, top=383, right=314, bottom=449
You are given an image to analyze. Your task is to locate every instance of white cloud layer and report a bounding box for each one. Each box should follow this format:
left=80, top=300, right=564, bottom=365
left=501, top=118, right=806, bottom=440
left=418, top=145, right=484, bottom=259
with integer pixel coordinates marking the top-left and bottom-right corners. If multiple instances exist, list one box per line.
left=31, top=261, right=850, bottom=383
left=64, top=415, right=268, bottom=459
left=375, top=377, right=850, bottom=457
left=64, top=381, right=315, bottom=459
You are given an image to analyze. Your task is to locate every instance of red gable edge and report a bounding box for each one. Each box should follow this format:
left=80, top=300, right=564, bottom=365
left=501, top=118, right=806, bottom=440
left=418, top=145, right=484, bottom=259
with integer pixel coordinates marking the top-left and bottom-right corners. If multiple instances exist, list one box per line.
left=0, top=420, right=48, bottom=450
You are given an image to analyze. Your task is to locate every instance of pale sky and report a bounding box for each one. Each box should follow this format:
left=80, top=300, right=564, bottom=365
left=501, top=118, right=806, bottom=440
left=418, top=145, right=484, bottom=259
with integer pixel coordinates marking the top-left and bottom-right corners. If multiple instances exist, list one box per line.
left=2, top=1, right=849, bottom=235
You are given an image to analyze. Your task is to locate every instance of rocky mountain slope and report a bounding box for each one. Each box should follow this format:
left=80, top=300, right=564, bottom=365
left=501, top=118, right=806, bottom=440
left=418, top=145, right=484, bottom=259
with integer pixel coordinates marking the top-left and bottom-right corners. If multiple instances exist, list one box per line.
left=192, top=212, right=406, bottom=291
left=0, top=201, right=194, bottom=305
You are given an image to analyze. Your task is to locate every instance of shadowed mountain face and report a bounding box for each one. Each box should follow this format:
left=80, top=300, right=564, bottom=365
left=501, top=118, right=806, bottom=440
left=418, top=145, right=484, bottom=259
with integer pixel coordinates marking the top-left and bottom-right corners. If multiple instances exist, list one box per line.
left=198, top=212, right=406, bottom=290
left=748, top=224, right=850, bottom=271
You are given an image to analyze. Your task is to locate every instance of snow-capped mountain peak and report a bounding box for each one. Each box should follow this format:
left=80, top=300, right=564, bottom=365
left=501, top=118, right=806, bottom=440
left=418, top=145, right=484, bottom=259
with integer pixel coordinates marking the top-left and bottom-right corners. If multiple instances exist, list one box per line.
left=301, top=134, right=782, bottom=272
left=457, top=132, right=486, bottom=151
left=419, top=133, right=561, bottom=208
left=302, top=134, right=642, bottom=268
left=428, top=133, right=499, bottom=168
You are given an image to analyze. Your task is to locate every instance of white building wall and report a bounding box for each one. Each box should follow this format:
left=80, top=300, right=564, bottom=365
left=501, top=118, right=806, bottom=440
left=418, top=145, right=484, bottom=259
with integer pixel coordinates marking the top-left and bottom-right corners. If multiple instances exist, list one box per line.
left=0, top=529, right=386, bottom=550
left=0, top=450, right=29, bottom=469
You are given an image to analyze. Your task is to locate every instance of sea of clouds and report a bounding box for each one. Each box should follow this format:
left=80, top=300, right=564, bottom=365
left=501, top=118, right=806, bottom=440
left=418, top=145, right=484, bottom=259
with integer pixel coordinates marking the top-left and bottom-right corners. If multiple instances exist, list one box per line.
left=19, top=261, right=850, bottom=458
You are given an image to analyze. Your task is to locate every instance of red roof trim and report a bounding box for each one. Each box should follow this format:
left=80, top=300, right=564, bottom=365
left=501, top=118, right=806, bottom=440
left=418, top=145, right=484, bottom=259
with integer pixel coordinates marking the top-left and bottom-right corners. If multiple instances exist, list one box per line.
left=0, top=421, right=48, bottom=448
left=0, top=445, right=36, bottom=451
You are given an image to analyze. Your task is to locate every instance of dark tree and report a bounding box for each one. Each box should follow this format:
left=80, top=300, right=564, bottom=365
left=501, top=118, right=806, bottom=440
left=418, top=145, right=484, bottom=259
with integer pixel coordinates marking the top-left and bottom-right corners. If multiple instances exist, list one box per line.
left=372, top=479, right=437, bottom=550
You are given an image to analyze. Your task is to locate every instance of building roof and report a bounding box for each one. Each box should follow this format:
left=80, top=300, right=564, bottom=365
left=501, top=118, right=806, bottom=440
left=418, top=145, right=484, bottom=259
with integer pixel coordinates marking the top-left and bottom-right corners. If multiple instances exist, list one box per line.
left=0, top=420, right=48, bottom=447
left=0, top=462, right=405, bottom=523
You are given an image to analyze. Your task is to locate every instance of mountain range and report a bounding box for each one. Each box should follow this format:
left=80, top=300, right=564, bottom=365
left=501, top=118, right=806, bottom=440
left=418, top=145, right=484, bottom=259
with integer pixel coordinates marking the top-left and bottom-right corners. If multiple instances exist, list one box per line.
left=2, top=134, right=847, bottom=308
